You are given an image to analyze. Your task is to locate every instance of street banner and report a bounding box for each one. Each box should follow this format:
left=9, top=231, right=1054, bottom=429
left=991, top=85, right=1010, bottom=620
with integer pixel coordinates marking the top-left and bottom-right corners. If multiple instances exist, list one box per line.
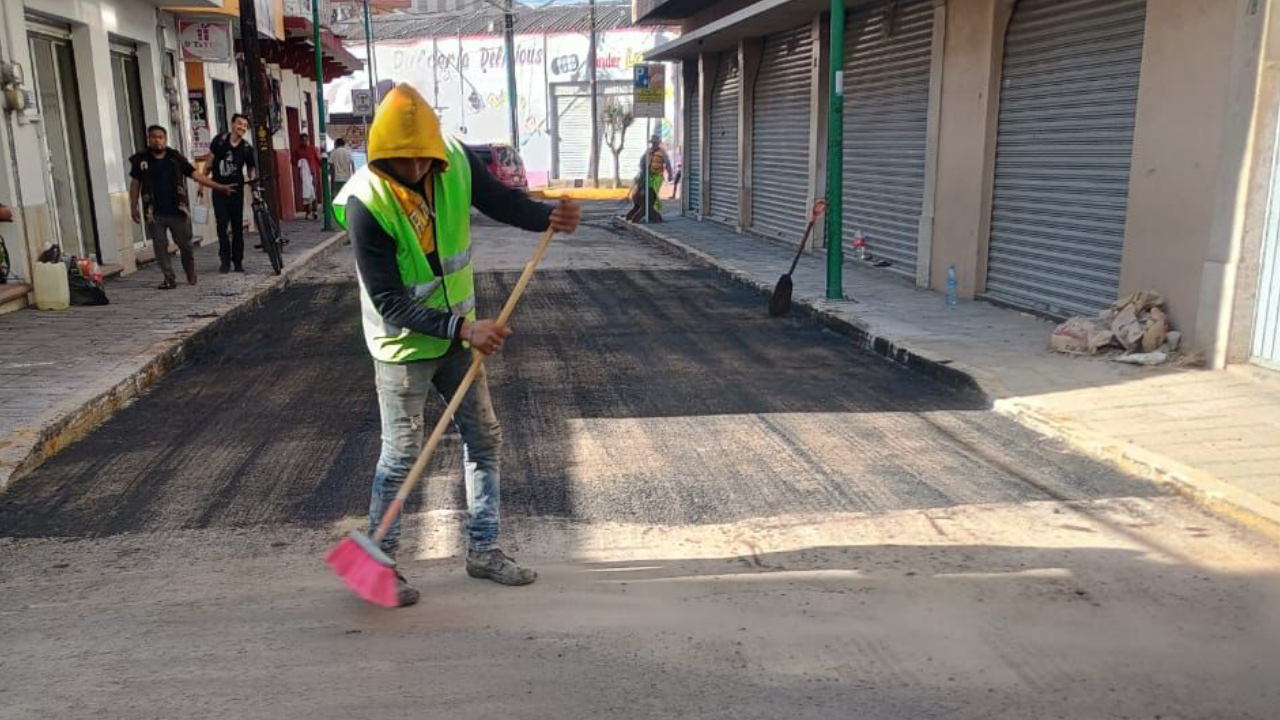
left=633, top=63, right=665, bottom=119
left=189, top=90, right=212, bottom=157
left=178, top=20, right=233, bottom=64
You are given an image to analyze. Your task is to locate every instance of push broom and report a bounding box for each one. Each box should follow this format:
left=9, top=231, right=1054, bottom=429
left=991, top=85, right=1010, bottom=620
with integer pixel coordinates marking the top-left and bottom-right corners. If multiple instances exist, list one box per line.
left=326, top=226, right=556, bottom=607
left=768, top=199, right=827, bottom=317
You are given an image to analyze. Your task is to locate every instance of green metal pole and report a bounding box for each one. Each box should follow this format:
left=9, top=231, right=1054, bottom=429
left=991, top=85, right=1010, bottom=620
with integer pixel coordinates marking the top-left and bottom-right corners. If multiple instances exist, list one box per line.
left=825, top=0, right=845, bottom=299
left=362, top=0, right=375, bottom=101
left=314, top=0, right=333, bottom=231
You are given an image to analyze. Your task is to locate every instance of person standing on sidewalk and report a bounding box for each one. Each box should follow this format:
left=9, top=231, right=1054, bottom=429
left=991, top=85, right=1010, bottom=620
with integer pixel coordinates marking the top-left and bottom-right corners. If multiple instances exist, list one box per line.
left=333, top=83, right=581, bottom=607
left=295, top=133, right=322, bottom=220
left=204, top=114, right=256, bottom=274
left=130, top=126, right=231, bottom=289
left=330, top=138, right=354, bottom=191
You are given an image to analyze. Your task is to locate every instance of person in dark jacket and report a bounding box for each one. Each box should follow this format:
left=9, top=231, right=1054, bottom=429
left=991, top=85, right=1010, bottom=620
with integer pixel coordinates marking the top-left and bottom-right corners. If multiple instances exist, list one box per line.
left=130, top=125, right=231, bottom=289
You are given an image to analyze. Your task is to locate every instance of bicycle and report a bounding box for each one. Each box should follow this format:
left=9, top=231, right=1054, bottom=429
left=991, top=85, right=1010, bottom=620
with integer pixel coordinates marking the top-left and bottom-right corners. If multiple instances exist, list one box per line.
left=243, top=176, right=285, bottom=275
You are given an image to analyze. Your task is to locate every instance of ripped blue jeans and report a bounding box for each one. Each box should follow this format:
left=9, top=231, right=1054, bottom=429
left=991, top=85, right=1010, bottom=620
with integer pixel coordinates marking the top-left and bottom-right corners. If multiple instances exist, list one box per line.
left=368, top=352, right=503, bottom=559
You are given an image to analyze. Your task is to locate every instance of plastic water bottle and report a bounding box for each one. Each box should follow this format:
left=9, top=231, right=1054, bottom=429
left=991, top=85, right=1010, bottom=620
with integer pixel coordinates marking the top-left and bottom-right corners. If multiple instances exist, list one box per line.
left=946, top=265, right=958, bottom=307
left=853, top=231, right=868, bottom=261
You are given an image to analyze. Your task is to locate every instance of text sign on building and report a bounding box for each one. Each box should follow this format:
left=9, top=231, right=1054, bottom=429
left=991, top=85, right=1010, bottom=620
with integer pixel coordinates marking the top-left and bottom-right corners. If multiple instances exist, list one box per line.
left=189, top=90, right=212, bottom=157
left=633, top=63, right=665, bottom=118
left=178, top=20, right=233, bottom=63
left=352, top=88, right=373, bottom=116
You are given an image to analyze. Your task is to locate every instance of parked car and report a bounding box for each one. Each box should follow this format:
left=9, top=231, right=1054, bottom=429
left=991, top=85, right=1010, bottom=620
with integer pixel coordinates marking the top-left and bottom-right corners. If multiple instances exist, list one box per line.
left=466, top=142, right=528, bottom=191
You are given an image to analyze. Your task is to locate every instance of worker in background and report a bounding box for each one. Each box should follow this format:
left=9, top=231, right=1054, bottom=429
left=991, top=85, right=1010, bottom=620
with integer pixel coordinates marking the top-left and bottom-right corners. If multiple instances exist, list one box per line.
left=628, top=135, right=673, bottom=223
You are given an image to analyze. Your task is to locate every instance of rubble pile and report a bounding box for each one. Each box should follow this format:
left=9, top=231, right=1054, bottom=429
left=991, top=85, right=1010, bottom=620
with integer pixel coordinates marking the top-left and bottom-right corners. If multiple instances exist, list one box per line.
left=1049, top=290, right=1180, bottom=365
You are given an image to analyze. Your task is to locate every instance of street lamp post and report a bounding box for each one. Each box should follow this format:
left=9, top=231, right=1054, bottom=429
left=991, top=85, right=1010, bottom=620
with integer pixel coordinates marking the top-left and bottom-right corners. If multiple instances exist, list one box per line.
left=503, top=0, right=519, bottom=149
left=825, top=0, right=844, bottom=299
left=363, top=0, right=377, bottom=104
left=313, top=0, right=333, bottom=230
left=240, top=0, right=279, bottom=221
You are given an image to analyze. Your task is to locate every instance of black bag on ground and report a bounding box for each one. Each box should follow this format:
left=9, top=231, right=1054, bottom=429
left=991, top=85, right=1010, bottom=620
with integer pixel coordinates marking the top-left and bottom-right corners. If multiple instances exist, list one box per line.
left=67, top=260, right=108, bottom=306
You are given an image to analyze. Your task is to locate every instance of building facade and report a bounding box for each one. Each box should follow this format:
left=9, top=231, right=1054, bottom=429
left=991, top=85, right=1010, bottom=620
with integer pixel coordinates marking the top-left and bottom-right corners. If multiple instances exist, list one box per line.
left=641, top=0, right=1280, bottom=371
left=327, top=1, right=680, bottom=187
left=0, top=0, right=358, bottom=314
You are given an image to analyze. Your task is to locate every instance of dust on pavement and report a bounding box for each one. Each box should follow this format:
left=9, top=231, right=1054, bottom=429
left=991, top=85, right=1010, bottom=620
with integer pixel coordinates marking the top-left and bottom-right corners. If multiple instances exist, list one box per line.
left=1, top=216, right=1278, bottom=720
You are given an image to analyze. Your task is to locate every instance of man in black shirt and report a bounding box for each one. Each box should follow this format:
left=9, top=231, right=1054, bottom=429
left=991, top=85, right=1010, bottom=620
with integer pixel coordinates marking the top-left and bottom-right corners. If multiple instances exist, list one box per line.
left=129, top=125, right=230, bottom=289
left=204, top=113, right=256, bottom=273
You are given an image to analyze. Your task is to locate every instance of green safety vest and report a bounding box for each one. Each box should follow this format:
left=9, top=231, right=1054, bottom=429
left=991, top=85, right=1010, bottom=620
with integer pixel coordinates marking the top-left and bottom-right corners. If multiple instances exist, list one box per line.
left=333, top=140, right=475, bottom=363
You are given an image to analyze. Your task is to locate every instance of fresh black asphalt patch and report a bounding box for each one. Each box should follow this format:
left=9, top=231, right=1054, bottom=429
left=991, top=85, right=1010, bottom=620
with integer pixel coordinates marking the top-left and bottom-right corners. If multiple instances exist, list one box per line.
left=0, top=269, right=1158, bottom=538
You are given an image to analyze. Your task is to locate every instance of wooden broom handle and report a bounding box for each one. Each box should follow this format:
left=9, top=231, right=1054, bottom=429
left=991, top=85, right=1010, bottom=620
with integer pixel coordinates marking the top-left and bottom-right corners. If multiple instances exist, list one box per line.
left=373, top=227, right=556, bottom=542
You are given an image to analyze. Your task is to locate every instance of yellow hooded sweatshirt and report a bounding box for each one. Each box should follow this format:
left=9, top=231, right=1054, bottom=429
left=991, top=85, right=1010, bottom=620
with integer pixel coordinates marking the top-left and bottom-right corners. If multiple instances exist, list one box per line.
left=333, top=83, right=476, bottom=363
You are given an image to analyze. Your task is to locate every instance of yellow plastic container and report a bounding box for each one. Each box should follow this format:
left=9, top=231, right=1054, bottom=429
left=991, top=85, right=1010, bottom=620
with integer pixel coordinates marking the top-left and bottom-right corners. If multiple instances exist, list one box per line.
left=33, top=261, right=69, bottom=310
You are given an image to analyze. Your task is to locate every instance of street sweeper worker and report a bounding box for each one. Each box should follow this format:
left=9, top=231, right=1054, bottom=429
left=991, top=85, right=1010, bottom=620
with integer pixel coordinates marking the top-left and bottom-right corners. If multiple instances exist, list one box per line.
left=333, top=83, right=580, bottom=607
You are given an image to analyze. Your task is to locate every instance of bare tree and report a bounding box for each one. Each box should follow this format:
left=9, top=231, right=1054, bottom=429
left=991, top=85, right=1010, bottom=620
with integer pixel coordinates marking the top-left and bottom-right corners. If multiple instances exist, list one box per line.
left=601, top=98, right=635, bottom=187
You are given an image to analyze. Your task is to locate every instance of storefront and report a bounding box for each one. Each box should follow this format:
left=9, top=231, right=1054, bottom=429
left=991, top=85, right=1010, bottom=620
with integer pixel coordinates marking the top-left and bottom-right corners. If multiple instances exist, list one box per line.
left=984, top=0, right=1147, bottom=317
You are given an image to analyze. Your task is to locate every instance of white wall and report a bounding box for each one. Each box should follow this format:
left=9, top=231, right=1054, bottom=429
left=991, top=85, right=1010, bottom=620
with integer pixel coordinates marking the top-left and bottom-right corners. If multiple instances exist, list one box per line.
left=326, top=27, right=680, bottom=186
left=5, top=0, right=174, bottom=272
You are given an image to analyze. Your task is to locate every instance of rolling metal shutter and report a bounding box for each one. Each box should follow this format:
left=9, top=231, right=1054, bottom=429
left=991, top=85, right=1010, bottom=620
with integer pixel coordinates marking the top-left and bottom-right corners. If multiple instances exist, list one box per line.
left=986, top=0, right=1147, bottom=317
left=686, top=83, right=701, bottom=214
left=842, top=0, right=934, bottom=278
left=707, top=51, right=740, bottom=225
left=554, top=90, right=591, bottom=180
left=750, top=24, right=813, bottom=241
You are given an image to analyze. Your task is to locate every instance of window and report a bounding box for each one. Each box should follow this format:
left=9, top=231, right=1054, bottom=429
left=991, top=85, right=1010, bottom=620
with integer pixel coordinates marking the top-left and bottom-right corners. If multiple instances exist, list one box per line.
left=212, top=80, right=231, bottom=136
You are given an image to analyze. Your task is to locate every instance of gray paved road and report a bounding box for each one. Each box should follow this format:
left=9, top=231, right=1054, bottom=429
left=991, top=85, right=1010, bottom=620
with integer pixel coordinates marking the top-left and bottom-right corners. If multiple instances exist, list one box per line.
left=1, top=215, right=1278, bottom=720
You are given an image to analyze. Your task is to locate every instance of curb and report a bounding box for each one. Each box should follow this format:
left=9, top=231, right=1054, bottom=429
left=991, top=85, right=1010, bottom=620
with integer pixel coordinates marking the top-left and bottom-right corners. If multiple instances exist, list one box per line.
left=996, top=400, right=1280, bottom=542
left=617, top=218, right=985, bottom=398
left=618, top=218, right=1280, bottom=544
left=0, top=230, right=350, bottom=493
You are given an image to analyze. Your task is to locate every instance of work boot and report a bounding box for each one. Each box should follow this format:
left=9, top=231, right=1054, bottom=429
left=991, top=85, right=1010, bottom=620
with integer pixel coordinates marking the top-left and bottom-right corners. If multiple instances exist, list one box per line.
left=219, top=261, right=230, bottom=274
left=234, top=263, right=245, bottom=273
left=186, top=268, right=198, bottom=285
left=394, top=570, right=420, bottom=608
left=157, top=278, right=176, bottom=290
left=466, top=549, right=536, bottom=586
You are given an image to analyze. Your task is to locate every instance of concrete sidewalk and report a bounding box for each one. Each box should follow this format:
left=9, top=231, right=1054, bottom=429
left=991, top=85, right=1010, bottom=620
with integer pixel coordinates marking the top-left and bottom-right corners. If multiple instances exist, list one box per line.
left=622, top=215, right=1280, bottom=538
left=0, top=219, right=348, bottom=491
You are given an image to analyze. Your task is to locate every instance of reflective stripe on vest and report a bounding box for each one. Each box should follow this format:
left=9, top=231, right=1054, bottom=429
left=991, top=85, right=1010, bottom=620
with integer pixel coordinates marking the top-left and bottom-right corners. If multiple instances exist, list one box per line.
left=334, top=139, right=475, bottom=363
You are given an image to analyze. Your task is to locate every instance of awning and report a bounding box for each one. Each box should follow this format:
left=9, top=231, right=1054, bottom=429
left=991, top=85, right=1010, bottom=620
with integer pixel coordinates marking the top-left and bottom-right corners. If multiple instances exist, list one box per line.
left=277, top=16, right=363, bottom=82
left=646, top=0, right=834, bottom=61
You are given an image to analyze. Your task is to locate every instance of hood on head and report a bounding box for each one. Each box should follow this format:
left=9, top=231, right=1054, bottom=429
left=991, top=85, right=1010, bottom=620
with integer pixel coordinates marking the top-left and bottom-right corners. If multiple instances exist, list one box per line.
left=367, top=83, right=449, bottom=171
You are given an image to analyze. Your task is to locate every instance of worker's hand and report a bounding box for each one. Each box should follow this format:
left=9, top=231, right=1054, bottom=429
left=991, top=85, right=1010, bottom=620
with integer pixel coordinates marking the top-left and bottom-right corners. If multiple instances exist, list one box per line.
left=131, top=207, right=141, bottom=225
left=215, top=183, right=234, bottom=197
left=549, top=199, right=581, bottom=235
left=462, top=319, right=512, bottom=356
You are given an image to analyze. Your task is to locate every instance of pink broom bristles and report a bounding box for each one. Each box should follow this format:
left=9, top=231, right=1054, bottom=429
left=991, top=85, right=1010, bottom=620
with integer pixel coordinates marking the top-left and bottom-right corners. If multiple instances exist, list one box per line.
left=326, top=531, right=399, bottom=608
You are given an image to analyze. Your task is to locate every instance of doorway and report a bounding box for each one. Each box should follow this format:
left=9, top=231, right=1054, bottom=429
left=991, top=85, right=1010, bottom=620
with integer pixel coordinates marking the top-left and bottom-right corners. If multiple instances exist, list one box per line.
left=287, top=105, right=302, bottom=213
left=110, top=39, right=147, bottom=252
left=212, top=80, right=232, bottom=137
left=29, top=23, right=99, bottom=262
